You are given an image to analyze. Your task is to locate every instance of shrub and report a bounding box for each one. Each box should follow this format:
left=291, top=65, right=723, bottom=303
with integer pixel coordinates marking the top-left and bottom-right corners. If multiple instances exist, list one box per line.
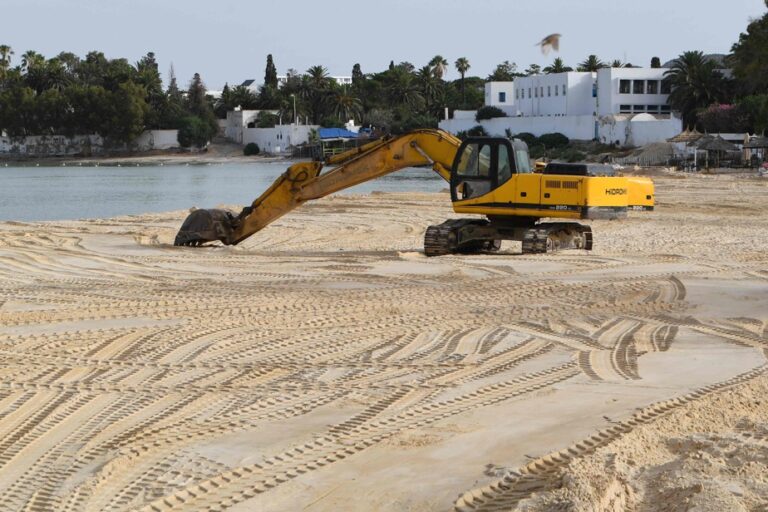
left=320, top=116, right=345, bottom=128
left=256, top=111, right=278, bottom=128
left=243, top=142, right=260, bottom=156
left=511, top=132, right=538, bottom=147
left=177, top=116, right=214, bottom=148
left=457, top=125, right=489, bottom=139
left=537, top=132, right=570, bottom=148
left=475, top=106, right=507, bottom=121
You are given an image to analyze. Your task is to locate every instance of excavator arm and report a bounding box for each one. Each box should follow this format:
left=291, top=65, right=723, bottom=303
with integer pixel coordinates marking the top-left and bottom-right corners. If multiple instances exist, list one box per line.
left=174, top=129, right=462, bottom=246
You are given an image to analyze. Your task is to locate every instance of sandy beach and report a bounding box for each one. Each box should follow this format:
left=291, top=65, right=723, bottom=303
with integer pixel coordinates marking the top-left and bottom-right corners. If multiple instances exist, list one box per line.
left=0, top=171, right=766, bottom=511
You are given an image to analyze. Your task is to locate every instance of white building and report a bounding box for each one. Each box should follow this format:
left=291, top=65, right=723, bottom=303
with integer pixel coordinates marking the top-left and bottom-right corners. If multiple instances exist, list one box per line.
left=442, top=67, right=682, bottom=147
left=241, top=75, right=353, bottom=92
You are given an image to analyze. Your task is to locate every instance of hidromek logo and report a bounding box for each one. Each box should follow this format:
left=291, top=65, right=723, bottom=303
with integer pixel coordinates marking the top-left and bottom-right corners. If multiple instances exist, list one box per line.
left=605, top=188, right=627, bottom=195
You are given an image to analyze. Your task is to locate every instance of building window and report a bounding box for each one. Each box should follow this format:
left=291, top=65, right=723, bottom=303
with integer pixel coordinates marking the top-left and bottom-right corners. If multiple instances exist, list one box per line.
left=633, top=80, right=645, bottom=94
left=646, top=105, right=660, bottom=113
left=555, top=86, right=559, bottom=96
left=499, top=92, right=506, bottom=103
left=660, top=105, right=671, bottom=113
left=646, top=80, right=659, bottom=94
left=534, top=87, right=538, bottom=98
left=547, top=86, right=551, bottom=97
left=592, top=83, right=597, bottom=97
left=619, top=80, right=631, bottom=94
left=540, top=87, right=544, bottom=96
left=619, top=104, right=632, bottom=113
left=562, top=84, right=566, bottom=96
left=515, top=89, right=519, bottom=99
left=633, top=105, right=645, bottom=112
left=660, top=80, right=671, bottom=94
left=528, top=88, right=531, bottom=98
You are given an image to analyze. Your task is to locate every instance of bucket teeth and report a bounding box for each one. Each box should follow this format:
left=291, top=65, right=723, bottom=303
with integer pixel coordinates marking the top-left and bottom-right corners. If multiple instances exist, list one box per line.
left=174, top=209, right=238, bottom=246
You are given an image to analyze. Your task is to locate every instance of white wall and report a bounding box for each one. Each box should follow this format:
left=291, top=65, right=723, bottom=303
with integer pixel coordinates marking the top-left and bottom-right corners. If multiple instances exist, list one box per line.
left=597, top=67, right=671, bottom=116
left=439, top=113, right=682, bottom=147
left=133, top=130, right=179, bottom=150
left=242, top=125, right=320, bottom=155
left=485, top=82, right=515, bottom=110
left=0, top=130, right=180, bottom=156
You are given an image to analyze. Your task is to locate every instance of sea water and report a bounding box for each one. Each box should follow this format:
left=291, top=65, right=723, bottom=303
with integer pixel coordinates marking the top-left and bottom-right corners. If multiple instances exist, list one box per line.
left=0, top=162, right=444, bottom=221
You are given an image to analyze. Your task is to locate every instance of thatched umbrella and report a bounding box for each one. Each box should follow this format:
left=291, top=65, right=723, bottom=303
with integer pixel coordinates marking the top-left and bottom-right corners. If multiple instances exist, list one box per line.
left=744, top=136, right=768, bottom=167
left=691, top=135, right=739, bottom=169
left=667, top=129, right=704, bottom=144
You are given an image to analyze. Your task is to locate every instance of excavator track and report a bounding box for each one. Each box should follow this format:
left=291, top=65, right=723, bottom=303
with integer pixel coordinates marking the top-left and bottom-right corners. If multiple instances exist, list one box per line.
left=521, top=223, right=593, bottom=254
left=424, top=223, right=457, bottom=257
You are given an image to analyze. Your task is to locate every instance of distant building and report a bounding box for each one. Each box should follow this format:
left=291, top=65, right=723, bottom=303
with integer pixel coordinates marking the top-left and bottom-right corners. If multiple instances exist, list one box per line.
left=241, top=75, right=353, bottom=92
left=442, top=67, right=682, bottom=147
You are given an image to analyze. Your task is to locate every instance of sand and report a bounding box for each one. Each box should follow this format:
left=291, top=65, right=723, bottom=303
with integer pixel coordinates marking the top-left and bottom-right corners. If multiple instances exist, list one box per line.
left=0, top=171, right=766, bottom=511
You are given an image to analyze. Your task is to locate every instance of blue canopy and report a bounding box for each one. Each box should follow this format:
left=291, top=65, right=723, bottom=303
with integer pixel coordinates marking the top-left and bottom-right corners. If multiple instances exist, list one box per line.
left=318, top=128, right=359, bottom=139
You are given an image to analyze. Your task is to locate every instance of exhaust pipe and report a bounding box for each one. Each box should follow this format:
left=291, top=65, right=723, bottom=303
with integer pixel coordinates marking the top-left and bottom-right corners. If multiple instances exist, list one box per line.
left=174, top=208, right=239, bottom=246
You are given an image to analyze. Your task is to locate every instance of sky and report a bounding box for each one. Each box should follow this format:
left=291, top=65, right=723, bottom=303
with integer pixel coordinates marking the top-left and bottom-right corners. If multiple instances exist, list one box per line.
left=3, top=0, right=766, bottom=90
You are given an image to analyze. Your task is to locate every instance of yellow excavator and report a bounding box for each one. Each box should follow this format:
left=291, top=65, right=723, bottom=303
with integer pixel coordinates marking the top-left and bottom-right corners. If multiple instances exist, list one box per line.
left=174, top=129, right=653, bottom=255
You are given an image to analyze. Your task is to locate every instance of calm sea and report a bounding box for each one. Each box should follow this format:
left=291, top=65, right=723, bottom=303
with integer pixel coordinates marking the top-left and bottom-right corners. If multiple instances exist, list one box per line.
left=0, top=162, right=445, bottom=221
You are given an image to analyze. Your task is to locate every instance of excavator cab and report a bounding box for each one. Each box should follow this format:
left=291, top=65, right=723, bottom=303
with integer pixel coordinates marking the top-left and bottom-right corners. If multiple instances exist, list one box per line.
left=450, top=138, right=531, bottom=203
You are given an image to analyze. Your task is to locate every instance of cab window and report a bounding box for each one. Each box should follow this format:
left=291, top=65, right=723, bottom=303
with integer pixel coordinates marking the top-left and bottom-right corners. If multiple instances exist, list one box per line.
left=456, top=143, right=492, bottom=177
left=514, top=148, right=532, bottom=174
left=498, top=144, right=512, bottom=184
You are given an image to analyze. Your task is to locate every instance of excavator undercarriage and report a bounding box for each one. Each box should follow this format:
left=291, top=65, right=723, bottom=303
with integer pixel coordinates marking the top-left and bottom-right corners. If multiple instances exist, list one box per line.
left=423, top=219, right=592, bottom=256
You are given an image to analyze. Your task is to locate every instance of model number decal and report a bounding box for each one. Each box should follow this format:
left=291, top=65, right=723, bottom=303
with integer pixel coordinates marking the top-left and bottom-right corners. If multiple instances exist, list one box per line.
left=605, top=188, right=627, bottom=195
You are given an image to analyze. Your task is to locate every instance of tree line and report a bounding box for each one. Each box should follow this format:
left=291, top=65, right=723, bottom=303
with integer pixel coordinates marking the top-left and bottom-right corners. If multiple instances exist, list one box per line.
left=0, top=49, right=217, bottom=146
left=1, top=1, right=767, bottom=149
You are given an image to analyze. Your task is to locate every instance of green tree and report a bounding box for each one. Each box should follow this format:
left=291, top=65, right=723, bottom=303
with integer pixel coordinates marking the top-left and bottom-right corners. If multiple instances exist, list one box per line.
left=329, top=87, right=362, bottom=121
left=429, top=55, right=448, bottom=79
left=264, top=54, right=278, bottom=88
left=731, top=1, right=768, bottom=95
left=177, top=116, right=212, bottom=148
left=302, top=65, right=333, bottom=123
left=524, top=64, right=542, bottom=76
left=487, top=61, right=518, bottom=81
left=543, top=58, right=573, bottom=74
left=577, top=55, right=606, bottom=72
left=185, top=72, right=219, bottom=143
left=651, top=56, right=661, bottom=68
left=351, top=63, right=364, bottom=88
left=0, top=45, right=13, bottom=81
left=454, top=57, right=470, bottom=106
left=664, top=51, right=730, bottom=128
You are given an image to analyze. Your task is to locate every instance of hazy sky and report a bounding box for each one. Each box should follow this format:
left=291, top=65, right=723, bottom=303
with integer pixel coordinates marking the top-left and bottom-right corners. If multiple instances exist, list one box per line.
left=3, top=0, right=766, bottom=90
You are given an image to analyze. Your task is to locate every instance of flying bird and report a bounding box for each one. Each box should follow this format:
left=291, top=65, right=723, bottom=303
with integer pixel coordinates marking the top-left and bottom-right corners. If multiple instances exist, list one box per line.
left=537, top=33, right=561, bottom=55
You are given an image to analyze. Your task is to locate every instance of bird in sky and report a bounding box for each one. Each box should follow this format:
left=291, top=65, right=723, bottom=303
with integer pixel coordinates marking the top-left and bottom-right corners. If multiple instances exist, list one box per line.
left=537, top=33, right=561, bottom=55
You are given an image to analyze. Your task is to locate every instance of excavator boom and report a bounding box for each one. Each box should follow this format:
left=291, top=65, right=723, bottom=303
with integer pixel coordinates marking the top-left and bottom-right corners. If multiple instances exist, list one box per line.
left=174, top=130, right=461, bottom=246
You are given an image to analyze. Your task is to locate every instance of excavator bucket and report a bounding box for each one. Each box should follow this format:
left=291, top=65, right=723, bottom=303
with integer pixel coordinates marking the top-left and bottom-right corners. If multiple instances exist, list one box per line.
left=174, top=208, right=239, bottom=246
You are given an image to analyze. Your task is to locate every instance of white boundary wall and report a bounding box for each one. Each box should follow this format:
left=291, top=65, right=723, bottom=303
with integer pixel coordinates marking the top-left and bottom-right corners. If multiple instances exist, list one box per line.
left=242, top=125, right=320, bottom=155
left=0, top=130, right=179, bottom=157
left=439, top=114, right=681, bottom=147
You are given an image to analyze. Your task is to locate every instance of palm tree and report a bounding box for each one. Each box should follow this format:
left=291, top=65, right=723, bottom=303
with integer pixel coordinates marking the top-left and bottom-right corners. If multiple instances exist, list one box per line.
left=329, top=87, right=363, bottom=121
left=302, top=65, right=333, bottom=123
left=0, top=45, right=13, bottom=79
left=386, top=68, right=424, bottom=111
left=577, top=55, right=606, bottom=72
left=416, top=65, right=441, bottom=113
left=664, top=51, right=729, bottom=128
left=429, top=55, right=448, bottom=80
left=542, top=57, right=573, bottom=74
left=21, top=50, right=44, bottom=72
left=454, top=57, right=470, bottom=106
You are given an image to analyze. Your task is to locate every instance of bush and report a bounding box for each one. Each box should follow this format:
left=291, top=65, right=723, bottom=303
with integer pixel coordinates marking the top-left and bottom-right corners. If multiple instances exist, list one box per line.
left=243, top=142, right=260, bottom=156
left=475, top=106, right=507, bottom=121
left=511, top=132, right=537, bottom=147
left=457, top=125, right=489, bottom=139
left=537, top=132, right=570, bottom=148
left=256, top=111, right=278, bottom=128
left=320, top=116, right=345, bottom=128
left=177, top=116, right=215, bottom=148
